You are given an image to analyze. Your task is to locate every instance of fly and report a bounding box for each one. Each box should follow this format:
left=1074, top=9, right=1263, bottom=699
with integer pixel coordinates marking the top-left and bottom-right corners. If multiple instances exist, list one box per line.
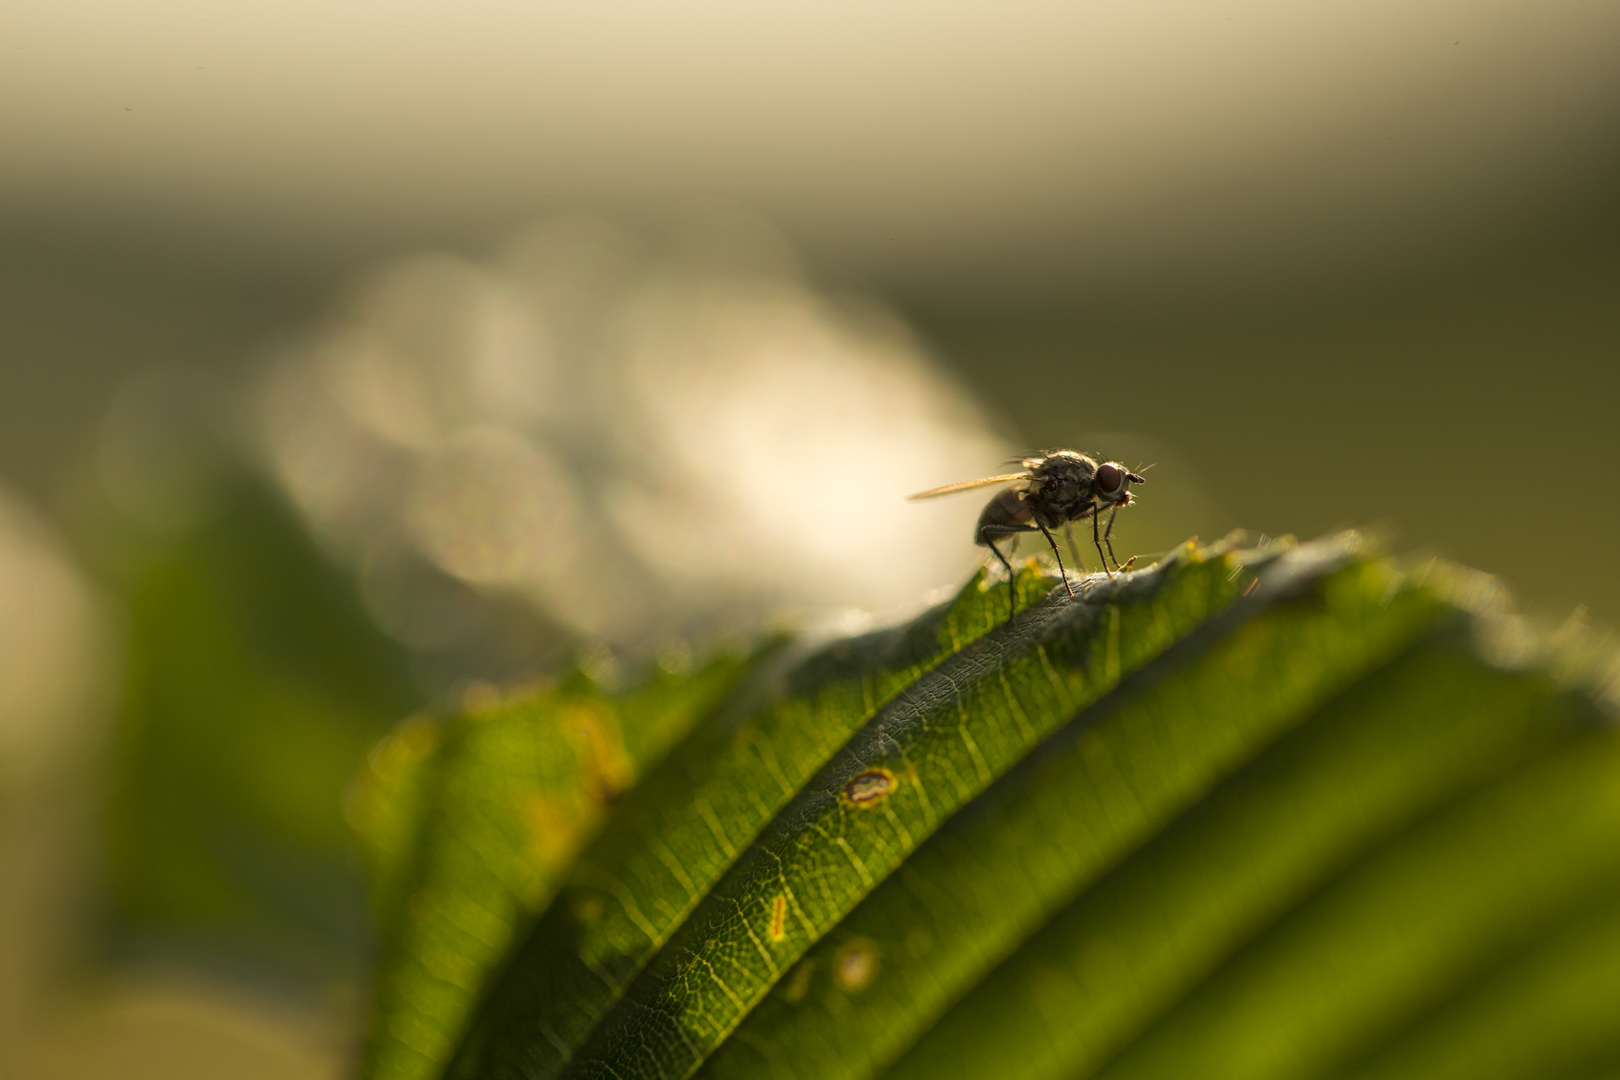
left=908, top=450, right=1146, bottom=622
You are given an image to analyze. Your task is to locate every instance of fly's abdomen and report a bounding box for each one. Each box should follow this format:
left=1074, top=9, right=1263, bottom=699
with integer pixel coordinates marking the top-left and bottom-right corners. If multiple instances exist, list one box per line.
left=974, top=487, right=1032, bottom=545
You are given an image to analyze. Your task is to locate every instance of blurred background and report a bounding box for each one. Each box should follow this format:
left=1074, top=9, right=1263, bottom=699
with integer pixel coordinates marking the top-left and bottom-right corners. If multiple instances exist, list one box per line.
left=2, top=2, right=1618, bottom=1076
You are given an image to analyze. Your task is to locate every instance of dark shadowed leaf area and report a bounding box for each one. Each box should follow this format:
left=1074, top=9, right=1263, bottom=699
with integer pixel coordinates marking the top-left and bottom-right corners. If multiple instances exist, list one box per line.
left=350, top=533, right=1620, bottom=1080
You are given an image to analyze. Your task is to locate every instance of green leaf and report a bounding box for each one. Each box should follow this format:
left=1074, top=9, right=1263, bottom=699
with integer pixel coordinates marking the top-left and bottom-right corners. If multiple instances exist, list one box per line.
left=1086, top=726, right=1620, bottom=1080
left=1342, top=891, right=1620, bottom=1080
left=593, top=544, right=1447, bottom=1080
left=450, top=538, right=1256, bottom=1078
left=354, top=532, right=1619, bottom=1080
left=349, top=655, right=758, bottom=1080
left=792, top=604, right=1593, bottom=1080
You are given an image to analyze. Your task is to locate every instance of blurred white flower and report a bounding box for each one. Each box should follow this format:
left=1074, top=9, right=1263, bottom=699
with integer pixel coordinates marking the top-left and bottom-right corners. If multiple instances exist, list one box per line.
left=260, top=215, right=1011, bottom=650
left=404, top=426, right=584, bottom=592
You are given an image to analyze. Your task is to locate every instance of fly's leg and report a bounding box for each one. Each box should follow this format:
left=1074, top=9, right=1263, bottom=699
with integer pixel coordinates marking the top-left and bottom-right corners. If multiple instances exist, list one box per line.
left=1103, top=505, right=1136, bottom=572
left=980, top=523, right=1038, bottom=623
left=1093, top=510, right=1114, bottom=579
left=1035, top=521, right=1075, bottom=597
left=984, top=535, right=1017, bottom=623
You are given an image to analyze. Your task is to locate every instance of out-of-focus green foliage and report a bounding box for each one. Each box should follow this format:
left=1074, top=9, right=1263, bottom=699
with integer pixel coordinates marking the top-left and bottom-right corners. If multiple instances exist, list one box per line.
left=104, top=478, right=418, bottom=984
left=352, top=533, right=1619, bottom=1080
left=347, top=652, right=761, bottom=1080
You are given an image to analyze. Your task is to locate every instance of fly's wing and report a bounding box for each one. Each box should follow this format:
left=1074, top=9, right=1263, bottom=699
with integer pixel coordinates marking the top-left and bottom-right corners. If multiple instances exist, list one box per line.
left=905, top=473, right=1031, bottom=501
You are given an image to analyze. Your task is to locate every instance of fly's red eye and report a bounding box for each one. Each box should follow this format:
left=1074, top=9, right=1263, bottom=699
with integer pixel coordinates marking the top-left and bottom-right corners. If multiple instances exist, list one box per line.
left=1096, top=463, right=1124, bottom=494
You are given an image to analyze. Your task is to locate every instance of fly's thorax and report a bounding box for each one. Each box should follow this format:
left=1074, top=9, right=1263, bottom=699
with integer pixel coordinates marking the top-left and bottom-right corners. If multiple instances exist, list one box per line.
left=1032, top=485, right=1096, bottom=527
left=1023, top=454, right=1096, bottom=526
left=1029, top=450, right=1096, bottom=480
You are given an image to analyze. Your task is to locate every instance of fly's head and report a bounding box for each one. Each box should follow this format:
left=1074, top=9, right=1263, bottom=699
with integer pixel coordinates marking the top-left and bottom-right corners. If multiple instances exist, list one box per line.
left=1093, top=462, right=1147, bottom=507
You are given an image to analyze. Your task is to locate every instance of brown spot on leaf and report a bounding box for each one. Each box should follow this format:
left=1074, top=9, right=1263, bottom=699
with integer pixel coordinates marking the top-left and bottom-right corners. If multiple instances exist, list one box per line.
left=780, top=959, right=814, bottom=1003
left=840, top=767, right=895, bottom=808
left=768, top=894, right=787, bottom=942
left=833, top=939, right=879, bottom=992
